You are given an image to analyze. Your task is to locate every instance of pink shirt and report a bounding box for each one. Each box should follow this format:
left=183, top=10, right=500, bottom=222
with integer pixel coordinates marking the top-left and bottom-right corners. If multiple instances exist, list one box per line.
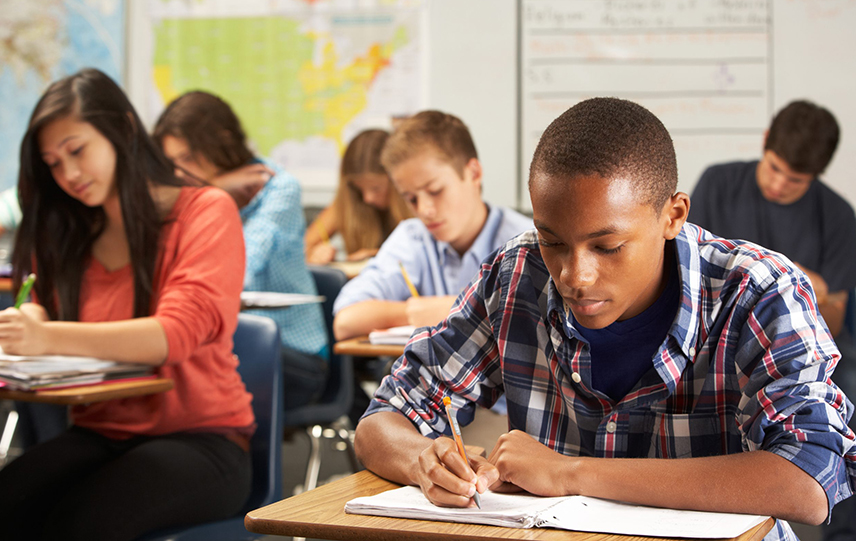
left=70, top=187, right=254, bottom=438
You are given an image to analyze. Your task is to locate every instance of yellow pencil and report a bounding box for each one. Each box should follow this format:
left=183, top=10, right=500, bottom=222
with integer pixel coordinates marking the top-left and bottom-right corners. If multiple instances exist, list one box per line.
left=443, top=396, right=481, bottom=508
left=398, top=261, right=419, bottom=298
left=316, top=222, right=331, bottom=244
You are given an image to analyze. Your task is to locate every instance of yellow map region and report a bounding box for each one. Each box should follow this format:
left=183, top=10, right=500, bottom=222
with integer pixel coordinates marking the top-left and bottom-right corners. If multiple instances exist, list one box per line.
left=153, top=17, right=408, bottom=154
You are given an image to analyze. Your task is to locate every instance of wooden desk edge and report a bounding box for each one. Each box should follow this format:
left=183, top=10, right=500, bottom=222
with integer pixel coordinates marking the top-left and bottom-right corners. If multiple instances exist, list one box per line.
left=333, top=337, right=406, bottom=358
left=0, top=378, right=174, bottom=405
left=244, top=470, right=775, bottom=541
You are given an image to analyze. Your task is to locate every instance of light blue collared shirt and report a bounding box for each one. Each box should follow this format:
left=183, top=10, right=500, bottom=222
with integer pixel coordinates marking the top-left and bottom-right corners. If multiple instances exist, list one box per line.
left=333, top=204, right=533, bottom=313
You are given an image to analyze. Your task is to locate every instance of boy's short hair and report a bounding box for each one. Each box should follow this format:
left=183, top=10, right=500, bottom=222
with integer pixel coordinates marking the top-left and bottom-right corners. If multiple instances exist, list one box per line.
left=765, top=100, right=839, bottom=175
left=530, top=97, right=677, bottom=211
left=380, top=110, right=478, bottom=176
left=153, top=91, right=253, bottom=172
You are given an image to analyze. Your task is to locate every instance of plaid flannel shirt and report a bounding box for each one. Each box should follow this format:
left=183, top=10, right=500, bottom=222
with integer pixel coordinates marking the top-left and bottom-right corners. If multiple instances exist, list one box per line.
left=365, top=223, right=855, bottom=540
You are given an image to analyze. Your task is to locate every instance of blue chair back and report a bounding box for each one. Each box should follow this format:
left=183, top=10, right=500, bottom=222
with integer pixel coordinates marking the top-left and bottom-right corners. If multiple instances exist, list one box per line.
left=233, top=313, right=284, bottom=511
left=140, top=313, right=283, bottom=541
left=282, top=266, right=353, bottom=426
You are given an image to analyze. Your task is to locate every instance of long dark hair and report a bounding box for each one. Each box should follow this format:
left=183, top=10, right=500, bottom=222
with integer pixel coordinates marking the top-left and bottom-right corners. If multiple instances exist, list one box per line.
left=13, top=68, right=186, bottom=320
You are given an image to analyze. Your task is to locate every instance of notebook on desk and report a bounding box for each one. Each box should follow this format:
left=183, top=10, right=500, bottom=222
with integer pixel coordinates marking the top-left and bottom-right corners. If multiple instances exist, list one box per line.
left=345, top=485, right=770, bottom=539
left=0, top=351, right=153, bottom=391
left=368, top=325, right=416, bottom=345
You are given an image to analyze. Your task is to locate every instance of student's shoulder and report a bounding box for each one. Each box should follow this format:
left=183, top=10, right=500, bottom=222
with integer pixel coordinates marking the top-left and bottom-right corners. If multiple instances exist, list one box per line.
left=258, top=159, right=300, bottom=195
left=495, top=205, right=534, bottom=232
left=690, top=223, right=796, bottom=290
left=486, top=229, right=543, bottom=274
left=172, top=185, right=240, bottom=223
left=815, top=179, right=856, bottom=218
left=386, top=217, right=433, bottom=242
left=699, top=160, right=757, bottom=185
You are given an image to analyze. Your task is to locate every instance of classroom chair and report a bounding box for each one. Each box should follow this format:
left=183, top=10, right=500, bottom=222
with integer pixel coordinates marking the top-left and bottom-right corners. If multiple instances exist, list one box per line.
left=285, top=265, right=357, bottom=492
left=141, top=313, right=284, bottom=541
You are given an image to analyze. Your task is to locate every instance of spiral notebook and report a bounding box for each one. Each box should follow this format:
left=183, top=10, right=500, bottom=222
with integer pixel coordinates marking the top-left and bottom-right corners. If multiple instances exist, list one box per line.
left=345, top=485, right=769, bottom=539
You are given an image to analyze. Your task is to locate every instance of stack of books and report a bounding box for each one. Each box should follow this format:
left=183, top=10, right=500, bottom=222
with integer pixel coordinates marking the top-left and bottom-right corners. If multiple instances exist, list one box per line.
left=0, top=352, right=153, bottom=391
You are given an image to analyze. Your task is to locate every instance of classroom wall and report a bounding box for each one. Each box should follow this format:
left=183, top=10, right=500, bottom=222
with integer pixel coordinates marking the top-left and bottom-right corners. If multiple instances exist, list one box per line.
left=124, top=0, right=856, bottom=212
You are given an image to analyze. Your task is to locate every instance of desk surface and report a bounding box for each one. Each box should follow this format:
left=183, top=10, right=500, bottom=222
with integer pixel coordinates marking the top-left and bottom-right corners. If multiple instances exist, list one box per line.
left=245, top=470, right=774, bottom=541
left=0, top=377, right=174, bottom=405
left=333, top=337, right=405, bottom=358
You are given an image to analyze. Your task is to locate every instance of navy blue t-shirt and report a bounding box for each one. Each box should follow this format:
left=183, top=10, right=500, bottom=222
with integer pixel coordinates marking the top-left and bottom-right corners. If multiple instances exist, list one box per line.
left=575, top=261, right=680, bottom=402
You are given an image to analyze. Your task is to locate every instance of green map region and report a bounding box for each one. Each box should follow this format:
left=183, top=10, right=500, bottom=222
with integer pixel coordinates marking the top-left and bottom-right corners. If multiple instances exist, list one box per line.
left=153, top=16, right=408, bottom=154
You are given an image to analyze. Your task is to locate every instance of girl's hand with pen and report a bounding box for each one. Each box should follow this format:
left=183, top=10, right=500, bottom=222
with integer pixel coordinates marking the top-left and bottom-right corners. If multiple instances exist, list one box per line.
left=415, top=436, right=499, bottom=508
left=0, top=303, right=50, bottom=355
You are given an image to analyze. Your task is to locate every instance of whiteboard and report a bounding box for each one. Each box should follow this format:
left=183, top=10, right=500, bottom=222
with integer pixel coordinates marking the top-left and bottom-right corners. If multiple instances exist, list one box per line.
left=518, top=0, right=856, bottom=211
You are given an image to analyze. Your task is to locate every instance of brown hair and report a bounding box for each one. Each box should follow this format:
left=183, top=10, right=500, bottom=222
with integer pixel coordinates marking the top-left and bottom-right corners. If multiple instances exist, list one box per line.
left=380, top=110, right=478, bottom=176
left=152, top=91, right=254, bottom=173
left=333, top=129, right=411, bottom=254
left=765, top=100, right=839, bottom=175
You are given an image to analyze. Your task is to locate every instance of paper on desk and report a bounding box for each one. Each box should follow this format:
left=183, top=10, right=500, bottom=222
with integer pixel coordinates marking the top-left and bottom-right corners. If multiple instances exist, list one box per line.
left=0, top=350, right=116, bottom=369
left=240, top=291, right=325, bottom=308
left=345, top=485, right=769, bottom=538
left=346, top=485, right=564, bottom=528
left=368, top=325, right=416, bottom=345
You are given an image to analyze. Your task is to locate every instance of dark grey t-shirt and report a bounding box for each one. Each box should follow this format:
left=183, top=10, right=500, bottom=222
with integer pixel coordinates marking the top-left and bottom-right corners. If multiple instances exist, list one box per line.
left=690, top=160, right=856, bottom=293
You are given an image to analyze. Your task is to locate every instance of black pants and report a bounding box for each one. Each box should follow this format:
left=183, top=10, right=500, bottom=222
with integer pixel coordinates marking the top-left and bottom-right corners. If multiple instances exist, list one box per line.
left=0, top=426, right=252, bottom=541
left=282, top=346, right=328, bottom=410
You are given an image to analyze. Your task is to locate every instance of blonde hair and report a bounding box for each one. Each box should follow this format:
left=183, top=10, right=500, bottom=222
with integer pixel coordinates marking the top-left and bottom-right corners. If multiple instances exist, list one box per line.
left=333, top=129, right=412, bottom=254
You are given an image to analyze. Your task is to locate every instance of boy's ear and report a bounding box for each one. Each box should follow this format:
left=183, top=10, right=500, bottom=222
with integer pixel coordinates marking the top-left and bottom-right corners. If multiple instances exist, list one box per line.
left=465, top=157, right=482, bottom=188
left=662, top=192, right=690, bottom=240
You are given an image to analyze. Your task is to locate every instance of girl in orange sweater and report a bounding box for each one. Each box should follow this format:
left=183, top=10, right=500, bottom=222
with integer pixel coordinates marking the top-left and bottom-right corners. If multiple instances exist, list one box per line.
left=0, top=69, right=254, bottom=540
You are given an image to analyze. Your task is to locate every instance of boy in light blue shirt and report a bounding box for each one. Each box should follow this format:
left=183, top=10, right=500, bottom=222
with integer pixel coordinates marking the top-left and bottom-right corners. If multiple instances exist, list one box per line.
left=333, top=111, right=531, bottom=340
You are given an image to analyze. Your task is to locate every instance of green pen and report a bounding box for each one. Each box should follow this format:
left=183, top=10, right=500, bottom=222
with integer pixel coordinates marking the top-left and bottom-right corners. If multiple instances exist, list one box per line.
left=14, top=273, right=36, bottom=309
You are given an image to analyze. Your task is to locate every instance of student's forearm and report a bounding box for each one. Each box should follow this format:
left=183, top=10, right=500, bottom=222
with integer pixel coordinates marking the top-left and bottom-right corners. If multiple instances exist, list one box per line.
left=819, top=291, right=847, bottom=338
left=571, top=450, right=827, bottom=525
left=43, top=317, right=169, bottom=365
left=354, top=411, right=435, bottom=486
left=305, top=206, right=338, bottom=253
left=333, top=300, right=408, bottom=340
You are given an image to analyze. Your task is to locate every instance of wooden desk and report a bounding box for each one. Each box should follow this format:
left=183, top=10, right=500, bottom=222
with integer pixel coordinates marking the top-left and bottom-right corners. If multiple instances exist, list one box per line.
left=0, top=278, right=11, bottom=293
left=245, top=470, right=774, bottom=541
left=334, top=337, right=405, bottom=358
left=0, top=378, right=174, bottom=405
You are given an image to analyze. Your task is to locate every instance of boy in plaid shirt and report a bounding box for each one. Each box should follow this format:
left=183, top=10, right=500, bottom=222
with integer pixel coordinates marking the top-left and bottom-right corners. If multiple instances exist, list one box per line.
left=354, top=98, right=854, bottom=540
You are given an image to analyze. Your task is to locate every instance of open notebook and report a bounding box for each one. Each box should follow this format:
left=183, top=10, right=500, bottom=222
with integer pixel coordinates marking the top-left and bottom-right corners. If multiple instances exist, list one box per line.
left=345, top=485, right=770, bottom=539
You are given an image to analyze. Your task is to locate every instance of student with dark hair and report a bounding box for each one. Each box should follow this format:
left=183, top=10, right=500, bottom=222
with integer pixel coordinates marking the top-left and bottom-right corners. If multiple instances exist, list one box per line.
left=154, top=91, right=328, bottom=410
left=305, top=129, right=412, bottom=265
left=690, top=99, right=856, bottom=541
left=691, top=100, right=856, bottom=340
left=354, top=98, right=855, bottom=541
left=0, top=69, right=253, bottom=540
